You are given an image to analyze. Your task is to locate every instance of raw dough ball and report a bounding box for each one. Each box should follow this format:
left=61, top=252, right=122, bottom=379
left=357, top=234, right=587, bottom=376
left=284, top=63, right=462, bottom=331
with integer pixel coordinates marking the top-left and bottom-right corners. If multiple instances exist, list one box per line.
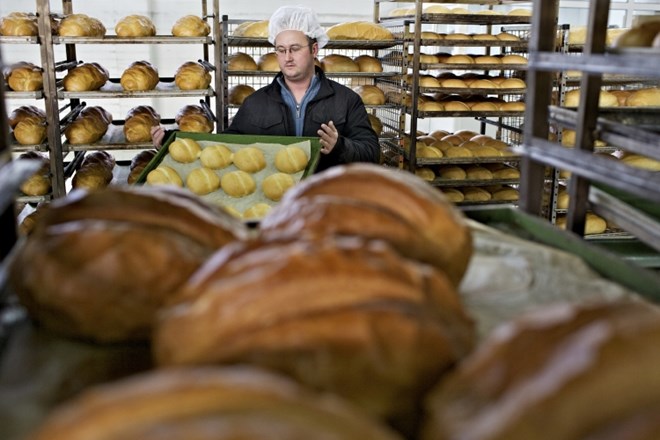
left=262, top=172, right=295, bottom=201
left=233, top=146, right=266, bottom=173
left=200, top=144, right=234, bottom=169
left=274, top=146, right=309, bottom=173
left=221, top=170, right=256, bottom=197
left=186, top=167, right=220, bottom=195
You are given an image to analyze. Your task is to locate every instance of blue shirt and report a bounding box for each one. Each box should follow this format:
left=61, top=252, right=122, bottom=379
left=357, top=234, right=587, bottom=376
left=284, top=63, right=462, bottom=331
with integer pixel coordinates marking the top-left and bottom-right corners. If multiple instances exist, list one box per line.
left=277, top=74, right=321, bottom=137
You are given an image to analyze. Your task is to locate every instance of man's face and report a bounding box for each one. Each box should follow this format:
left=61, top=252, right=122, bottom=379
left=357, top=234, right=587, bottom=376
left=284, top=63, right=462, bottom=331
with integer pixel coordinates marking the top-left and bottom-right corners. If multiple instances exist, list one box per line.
left=274, top=30, right=317, bottom=82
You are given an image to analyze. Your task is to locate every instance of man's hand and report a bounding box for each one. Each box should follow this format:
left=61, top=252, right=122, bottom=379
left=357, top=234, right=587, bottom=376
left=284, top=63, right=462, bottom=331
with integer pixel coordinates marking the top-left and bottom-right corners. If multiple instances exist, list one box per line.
left=318, top=120, right=338, bottom=154
left=150, top=125, right=166, bottom=149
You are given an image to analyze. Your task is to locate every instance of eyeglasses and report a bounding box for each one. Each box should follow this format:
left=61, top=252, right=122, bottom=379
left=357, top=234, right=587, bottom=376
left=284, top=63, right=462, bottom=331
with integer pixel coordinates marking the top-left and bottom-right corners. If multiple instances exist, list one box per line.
left=274, top=44, right=310, bottom=56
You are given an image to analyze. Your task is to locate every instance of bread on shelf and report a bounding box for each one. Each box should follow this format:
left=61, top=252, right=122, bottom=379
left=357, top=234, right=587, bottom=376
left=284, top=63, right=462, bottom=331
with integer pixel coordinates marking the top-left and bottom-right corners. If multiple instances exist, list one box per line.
left=171, top=15, right=210, bottom=37
left=62, top=62, right=109, bottom=92
left=3, top=61, right=43, bottom=91
left=114, top=14, right=156, bottom=37
left=127, top=149, right=157, bottom=184
left=0, top=12, right=38, bottom=36
left=232, top=20, right=269, bottom=38
left=18, top=151, right=51, bottom=196
left=352, top=85, right=386, bottom=105
left=321, top=54, right=360, bottom=73
left=326, top=21, right=394, bottom=40
left=227, top=52, right=258, bottom=71
left=9, top=105, right=47, bottom=145
left=124, top=105, right=161, bottom=143
left=71, top=150, right=116, bottom=191
left=257, top=52, right=280, bottom=72
left=64, top=106, right=113, bottom=145
left=228, top=84, right=256, bottom=105
left=120, top=60, right=159, bottom=91
left=175, top=61, right=212, bottom=90
left=58, top=13, right=106, bottom=37
left=175, top=104, right=214, bottom=133
left=354, top=54, right=383, bottom=73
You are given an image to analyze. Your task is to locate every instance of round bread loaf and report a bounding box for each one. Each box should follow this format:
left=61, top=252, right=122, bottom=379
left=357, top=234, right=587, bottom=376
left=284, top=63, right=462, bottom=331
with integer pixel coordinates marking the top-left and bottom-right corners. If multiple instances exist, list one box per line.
left=500, top=101, right=526, bottom=111
left=416, top=145, right=443, bottom=158
left=353, top=85, right=386, bottom=105
left=71, top=151, right=116, bottom=191
left=147, top=166, right=183, bottom=187
left=257, top=52, right=280, bottom=71
left=115, top=14, right=156, bottom=37
left=419, top=75, right=441, bottom=87
left=64, top=106, right=113, bottom=145
left=491, top=187, right=519, bottom=201
left=501, top=54, right=528, bottom=64
left=462, top=187, right=492, bottom=201
left=354, top=55, right=383, bottom=73
left=9, top=104, right=46, bottom=127
left=625, top=87, right=660, bottom=107
left=472, top=33, right=499, bottom=40
left=175, top=61, right=212, bottom=90
left=419, top=101, right=444, bottom=111
left=0, top=12, right=38, bottom=36
left=120, top=60, right=159, bottom=91
left=445, top=146, right=474, bottom=158
left=28, top=367, right=404, bottom=440
left=613, top=23, right=660, bottom=48
left=446, top=55, right=474, bottom=64
left=465, top=165, right=493, bottom=180
left=275, top=146, right=308, bottom=173
left=228, top=52, right=258, bottom=71
left=8, top=186, right=248, bottom=343
left=124, top=105, right=160, bottom=143
left=492, top=166, right=520, bottom=179
left=474, top=55, right=501, bottom=65
left=58, top=13, right=106, bottom=37
left=325, top=21, right=394, bottom=40
left=262, top=172, right=295, bottom=201
left=441, top=188, right=464, bottom=203
left=18, top=152, right=50, bottom=196
left=500, top=78, right=527, bottom=89
left=272, top=163, right=473, bottom=286
left=243, top=203, right=272, bottom=219
left=200, top=144, right=234, bottom=169
left=10, top=105, right=47, bottom=145
left=4, top=62, right=43, bottom=91
left=564, top=89, right=618, bottom=107
left=424, top=5, right=451, bottom=14
left=232, top=20, right=269, bottom=38
left=470, top=79, right=499, bottom=89
left=438, top=166, right=467, bottom=180
left=171, top=15, right=210, bottom=37
left=233, top=146, right=266, bottom=173
left=496, top=32, right=520, bottom=41
left=127, top=149, right=157, bottom=184
left=422, top=300, right=660, bottom=440
left=421, top=31, right=441, bottom=40
left=556, top=212, right=607, bottom=235
left=321, top=54, right=360, bottom=73
left=389, top=7, right=415, bottom=17
left=470, top=102, right=499, bottom=111
left=169, top=138, right=202, bottom=163
left=62, top=62, right=109, bottom=92
left=228, top=84, right=256, bottom=105
left=444, top=101, right=471, bottom=111
left=618, top=152, right=660, bottom=171
left=175, top=105, right=214, bottom=133
left=441, top=78, right=468, bottom=88
left=415, top=167, right=436, bottom=181
left=186, top=167, right=221, bottom=195
left=221, top=170, right=256, bottom=197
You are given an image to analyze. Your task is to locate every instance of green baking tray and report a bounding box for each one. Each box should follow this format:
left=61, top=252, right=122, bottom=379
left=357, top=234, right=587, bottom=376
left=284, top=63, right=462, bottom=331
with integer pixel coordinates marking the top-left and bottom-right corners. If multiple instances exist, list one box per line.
left=464, top=206, right=660, bottom=302
left=133, top=131, right=322, bottom=185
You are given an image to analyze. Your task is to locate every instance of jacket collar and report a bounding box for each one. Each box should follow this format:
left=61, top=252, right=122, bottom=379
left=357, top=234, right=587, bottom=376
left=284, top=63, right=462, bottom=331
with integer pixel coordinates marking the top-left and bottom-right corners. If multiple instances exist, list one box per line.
left=269, top=66, right=333, bottom=102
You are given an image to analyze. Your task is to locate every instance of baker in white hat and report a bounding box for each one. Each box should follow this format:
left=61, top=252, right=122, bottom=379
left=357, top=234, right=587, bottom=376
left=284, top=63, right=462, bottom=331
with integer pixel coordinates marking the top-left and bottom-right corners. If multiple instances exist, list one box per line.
left=224, top=5, right=380, bottom=172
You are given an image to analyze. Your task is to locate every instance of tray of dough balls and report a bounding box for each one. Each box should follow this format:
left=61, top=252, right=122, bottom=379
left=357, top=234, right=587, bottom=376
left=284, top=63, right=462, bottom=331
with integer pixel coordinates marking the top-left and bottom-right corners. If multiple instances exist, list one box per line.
left=135, top=132, right=321, bottom=219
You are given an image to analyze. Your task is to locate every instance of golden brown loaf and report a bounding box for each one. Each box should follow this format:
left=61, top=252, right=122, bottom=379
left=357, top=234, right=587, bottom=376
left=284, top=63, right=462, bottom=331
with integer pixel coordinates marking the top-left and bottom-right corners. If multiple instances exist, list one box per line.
left=0, top=12, right=38, bottom=36
left=269, top=163, right=473, bottom=286
left=62, top=62, right=109, bottom=92
left=123, top=105, right=161, bottom=143
left=227, top=52, right=258, bottom=71
left=326, top=21, right=394, bottom=40
left=72, top=150, right=116, bottom=191
left=262, top=172, right=295, bottom=201
left=8, top=186, right=249, bottom=343
left=422, top=300, right=660, bottom=440
left=147, top=166, right=183, bottom=187
left=221, top=170, right=256, bottom=197
left=564, top=89, right=619, bottom=107
left=200, top=144, right=234, bottom=169
left=321, top=54, right=360, bottom=73
left=354, top=55, right=383, bottom=73
left=64, top=106, right=113, bottom=145
left=28, top=367, right=404, bottom=440
left=274, top=146, right=309, bottom=173
left=120, top=60, right=159, bottom=91
left=625, top=87, right=660, bottom=107
left=174, top=61, right=212, bottom=90
left=368, top=114, right=383, bottom=135
left=228, top=84, right=256, bottom=105
left=175, top=105, right=214, bottom=133
left=154, top=236, right=475, bottom=433
left=114, top=14, right=156, bottom=37
left=168, top=138, right=202, bottom=163
left=232, top=20, right=269, bottom=38
left=353, top=85, right=386, bottom=105
left=9, top=105, right=47, bottom=145
left=58, top=14, right=106, bottom=37
left=257, top=52, right=280, bottom=71
left=18, top=151, right=51, bottom=196
left=171, top=15, right=210, bottom=37
left=186, top=167, right=221, bottom=195
left=4, top=61, right=43, bottom=91
left=127, top=149, right=157, bottom=184
left=556, top=212, right=608, bottom=235
left=233, top=146, right=266, bottom=173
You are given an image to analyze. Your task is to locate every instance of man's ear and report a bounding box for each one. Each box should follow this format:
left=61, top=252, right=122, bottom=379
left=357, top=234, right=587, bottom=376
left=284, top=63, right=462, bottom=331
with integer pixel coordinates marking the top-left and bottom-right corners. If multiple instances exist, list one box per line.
left=312, top=42, right=319, bottom=56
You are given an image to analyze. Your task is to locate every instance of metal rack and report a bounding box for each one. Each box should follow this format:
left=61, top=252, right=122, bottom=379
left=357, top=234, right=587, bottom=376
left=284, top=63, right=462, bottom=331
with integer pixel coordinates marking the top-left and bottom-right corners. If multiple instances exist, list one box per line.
left=521, top=0, right=660, bottom=255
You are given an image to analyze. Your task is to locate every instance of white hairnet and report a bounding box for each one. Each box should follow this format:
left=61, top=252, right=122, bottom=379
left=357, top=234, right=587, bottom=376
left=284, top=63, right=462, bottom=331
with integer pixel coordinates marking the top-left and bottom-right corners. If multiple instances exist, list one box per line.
left=268, top=5, right=329, bottom=48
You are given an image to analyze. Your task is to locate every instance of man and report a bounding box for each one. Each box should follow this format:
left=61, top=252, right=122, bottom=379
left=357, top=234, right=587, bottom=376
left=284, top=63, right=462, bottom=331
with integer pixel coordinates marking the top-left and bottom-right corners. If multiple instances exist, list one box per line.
left=228, top=6, right=382, bottom=173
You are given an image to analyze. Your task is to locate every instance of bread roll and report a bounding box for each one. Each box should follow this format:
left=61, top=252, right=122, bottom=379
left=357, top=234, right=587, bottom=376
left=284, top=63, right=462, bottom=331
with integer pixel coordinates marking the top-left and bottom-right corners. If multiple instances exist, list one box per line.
left=499, top=101, right=526, bottom=111
left=415, top=167, right=436, bottom=181
left=353, top=85, right=386, bottom=105
left=169, top=138, right=202, bottom=163
left=171, top=15, right=210, bottom=37
left=62, top=62, right=109, bottom=92
left=8, top=186, right=248, bottom=343
left=147, top=166, right=183, bottom=187
left=72, top=150, right=116, bottom=191
left=465, top=165, right=493, bottom=180
left=29, top=367, right=404, bottom=440
left=127, top=149, right=157, bottom=184
left=174, top=61, right=212, bottom=90
left=228, top=52, right=258, bottom=71
left=500, top=77, right=527, bottom=89
left=491, top=187, right=519, bottom=201
left=243, top=203, right=272, bottom=219
left=9, top=105, right=47, bottom=145
left=470, top=102, right=500, bottom=111
left=115, top=14, right=156, bottom=37
left=625, top=88, right=660, bottom=107
left=58, top=14, right=106, bottom=37
left=4, top=61, right=43, bottom=91
left=321, top=54, right=360, bottom=73
left=233, top=146, right=266, bottom=173
left=564, top=89, right=619, bottom=107
left=501, top=54, right=528, bottom=64
left=496, top=32, right=520, bottom=41
left=0, top=12, right=38, bottom=36
left=228, top=84, right=256, bottom=105
left=175, top=105, right=214, bottom=133
left=124, top=105, right=160, bottom=143
left=275, top=146, right=309, bottom=174
left=200, top=144, right=234, bottom=169
left=441, top=188, right=464, bottom=202
left=257, top=52, right=280, bottom=71
left=221, top=170, right=256, bottom=197
left=18, top=151, right=50, bottom=196
left=326, top=21, right=394, bottom=40
left=262, top=172, right=295, bottom=201
left=186, top=167, right=221, bottom=195
left=462, top=186, right=492, bottom=201
left=232, top=20, right=269, bottom=38
left=556, top=212, right=607, bottom=234
left=120, top=60, right=159, bottom=91
left=354, top=55, right=383, bottom=73
left=64, top=106, right=112, bottom=144
left=474, top=56, right=501, bottom=65
left=438, top=166, right=467, bottom=180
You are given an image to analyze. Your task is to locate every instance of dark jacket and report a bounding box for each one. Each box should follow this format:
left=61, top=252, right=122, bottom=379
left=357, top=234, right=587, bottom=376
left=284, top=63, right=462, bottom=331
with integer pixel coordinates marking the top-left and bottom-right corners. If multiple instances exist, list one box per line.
left=225, top=67, right=380, bottom=173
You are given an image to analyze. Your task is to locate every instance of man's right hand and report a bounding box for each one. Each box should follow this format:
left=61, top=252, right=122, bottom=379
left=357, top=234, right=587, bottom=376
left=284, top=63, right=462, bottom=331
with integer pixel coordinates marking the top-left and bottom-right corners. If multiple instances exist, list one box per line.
left=150, top=125, right=165, bottom=149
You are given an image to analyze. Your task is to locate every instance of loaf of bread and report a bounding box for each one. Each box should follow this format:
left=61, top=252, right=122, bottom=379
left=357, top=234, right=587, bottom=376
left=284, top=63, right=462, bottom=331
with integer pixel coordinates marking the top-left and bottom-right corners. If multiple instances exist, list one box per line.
left=200, top=144, right=234, bottom=169
left=625, top=87, right=660, bottom=107
left=556, top=212, right=607, bottom=235
left=127, top=149, right=157, bottom=184
left=617, top=151, right=660, bottom=171
left=9, top=105, right=47, bottom=145
left=72, top=150, right=116, bottom=191
left=228, top=84, right=256, bottom=105
left=175, top=104, right=214, bottom=133
left=62, top=62, right=109, bottom=92
left=0, top=12, right=38, bottom=36
left=353, top=85, right=386, bottom=105
left=613, top=21, right=660, bottom=48
left=147, top=166, right=183, bottom=187
left=174, top=61, right=212, bottom=90
left=169, top=137, right=202, bottom=163
left=232, top=20, right=269, bottom=38
left=227, top=52, right=258, bottom=71
left=221, top=170, right=256, bottom=197
left=171, top=15, right=210, bottom=37
left=64, top=106, right=113, bottom=145
left=28, top=367, right=404, bottom=440
left=321, top=54, right=360, bottom=72
left=4, top=61, right=43, bottom=91
left=8, top=186, right=249, bottom=343
left=58, top=14, right=106, bottom=37
left=120, top=60, right=159, bottom=91
left=564, top=89, right=619, bottom=107
left=233, top=146, right=266, bottom=173
left=326, top=21, right=394, bottom=40
left=275, top=146, right=309, bottom=173
left=354, top=55, right=383, bottom=73
left=462, top=186, right=491, bottom=201
left=18, top=151, right=51, bottom=196
left=422, top=300, right=660, bottom=440
left=115, top=14, right=156, bottom=37
left=262, top=172, right=295, bottom=201
left=123, top=105, right=161, bottom=143
left=186, top=167, right=221, bottom=195
left=368, top=114, right=383, bottom=135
